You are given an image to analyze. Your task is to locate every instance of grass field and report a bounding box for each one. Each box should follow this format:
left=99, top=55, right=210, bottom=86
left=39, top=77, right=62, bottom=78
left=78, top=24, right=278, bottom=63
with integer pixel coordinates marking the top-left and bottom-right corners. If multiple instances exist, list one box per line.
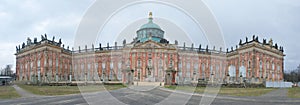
left=165, top=86, right=276, bottom=96
left=0, top=86, right=21, bottom=99
left=17, top=84, right=125, bottom=96
left=288, top=87, right=300, bottom=98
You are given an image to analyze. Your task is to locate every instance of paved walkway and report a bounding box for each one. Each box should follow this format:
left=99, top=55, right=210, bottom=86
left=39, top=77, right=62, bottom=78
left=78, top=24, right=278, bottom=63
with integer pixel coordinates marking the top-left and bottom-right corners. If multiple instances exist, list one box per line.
left=261, top=88, right=288, bottom=98
left=160, top=87, right=300, bottom=103
left=130, top=82, right=163, bottom=91
left=12, top=85, right=39, bottom=98
left=1, top=86, right=299, bottom=105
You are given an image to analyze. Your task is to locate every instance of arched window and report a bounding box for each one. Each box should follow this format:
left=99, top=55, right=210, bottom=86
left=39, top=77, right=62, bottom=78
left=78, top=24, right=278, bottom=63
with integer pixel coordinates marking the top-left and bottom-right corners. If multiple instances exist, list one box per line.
left=247, top=61, right=251, bottom=77
left=44, top=58, right=47, bottom=66
left=210, top=65, right=213, bottom=75
left=87, top=64, right=91, bottom=71
left=70, top=64, right=72, bottom=74
left=101, top=62, right=105, bottom=80
left=170, top=60, right=173, bottom=66
left=109, top=68, right=113, bottom=79
left=20, top=64, right=23, bottom=80
left=272, top=62, right=275, bottom=70
left=81, top=63, right=84, bottom=80
left=148, top=59, right=152, bottom=66
left=266, top=62, right=270, bottom=69
left=74, top=65, right=77, bottom=79
left=186, top=62, right=191, bottom=77
left=187, top=62, right=190, bottom=69
left=220, top=63, right=224, bottom=78
left=179, top=60, right=182, bottom=70
left=118, top=62, right=122, bottom=80
left=102, top=62, right=105, bottom=70
left=30, top=62, right=33, bottom=70
left=239, top=66, right=246, bottom=77
left=194, top=63, right=198, bottom=74
left=259, top=60, right=263, bottom=77
left=118, top=62, right=122, bottom=69
left=37, top=60, right=40, bottom=68
left=65, top=64, right=67, bottom=70
left=277, top=65, right=280, bottom=73
left=202, top=63, right=205, bottom=78
left=241, top=60, right=244, bottom=66
left=216, top=64, right=219, bottom=78
left=56, top=59, right=58, bottom=67
left=137, top=59, right=141, bottom=67
left=88, top=64, right=91, bottom=80
left=110, top=62, right=113, bottom=69
left=229, top=65, right=236, bottom=77
left=49, top=59, right=52, bottom=67
left=248, top=61, right=251, bottom=68
left=159, top=59, right=163, bottom=67
left=81, top=63, right=84, bottom=71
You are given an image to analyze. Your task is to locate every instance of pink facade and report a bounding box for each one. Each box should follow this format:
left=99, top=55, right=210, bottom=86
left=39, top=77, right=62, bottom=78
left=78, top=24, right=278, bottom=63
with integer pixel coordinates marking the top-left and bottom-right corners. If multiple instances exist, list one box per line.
left=15, top=13, right=284, bottom=84
left=15, top=36, right=285, bottom=84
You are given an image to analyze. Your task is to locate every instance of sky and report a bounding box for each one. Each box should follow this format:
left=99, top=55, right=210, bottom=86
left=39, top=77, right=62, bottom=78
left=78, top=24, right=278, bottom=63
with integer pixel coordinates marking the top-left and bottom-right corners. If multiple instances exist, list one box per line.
left=0, top=0, right=299, bottom=72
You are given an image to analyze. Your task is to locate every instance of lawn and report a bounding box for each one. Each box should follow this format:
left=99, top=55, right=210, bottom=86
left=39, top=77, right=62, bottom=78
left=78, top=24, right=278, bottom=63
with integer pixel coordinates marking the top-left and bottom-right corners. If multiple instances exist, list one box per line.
left=288, top=87, right=300, bottom=98
left=0, top=86, right=21, bottom=99
left=17, top=84, right=125, bottom=96
left=165, top=85, right=276, bottom=96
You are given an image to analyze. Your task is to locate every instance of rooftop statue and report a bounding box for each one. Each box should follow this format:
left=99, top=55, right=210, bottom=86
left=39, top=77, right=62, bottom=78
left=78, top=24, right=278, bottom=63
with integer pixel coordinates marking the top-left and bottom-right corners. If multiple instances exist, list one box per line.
left=44, top=33, right=47, bottom=40
left=263, top=39, right=266, bottom=44
left=255, top=36, right=259, bottom=42
left=59, top=38, right=62, bottom=45
left=239, top=39, right=242, bottom=45
left=41, top=35, right=45, bottom=41
left=22, top=42, right=25, bottom=48
left=198, top=44, right=201, bottom=51
left=123, top=39, right=126, bottom=46
left=27, top=37, right=32, bottom=45
left=52, top=36, right=55, bottom=42
left=269, top=38, right=273, bottom=46
left=16, top=46, right=18, bottom=52
left=34, top=38, right=37, bottom=43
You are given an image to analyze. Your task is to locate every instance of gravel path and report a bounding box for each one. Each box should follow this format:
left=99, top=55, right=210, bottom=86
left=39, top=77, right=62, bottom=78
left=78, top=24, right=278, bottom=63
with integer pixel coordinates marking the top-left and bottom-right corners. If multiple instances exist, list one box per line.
left=12, top=85, right=39, bottom=97
left=261, top=88, right=288, bottom=98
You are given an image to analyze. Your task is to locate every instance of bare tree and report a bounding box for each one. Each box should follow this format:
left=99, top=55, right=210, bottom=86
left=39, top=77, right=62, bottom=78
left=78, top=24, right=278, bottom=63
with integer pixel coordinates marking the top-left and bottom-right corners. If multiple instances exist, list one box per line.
left=284, top=64, right=300, bottom=83
left=0, top=65, right=13, bottom=76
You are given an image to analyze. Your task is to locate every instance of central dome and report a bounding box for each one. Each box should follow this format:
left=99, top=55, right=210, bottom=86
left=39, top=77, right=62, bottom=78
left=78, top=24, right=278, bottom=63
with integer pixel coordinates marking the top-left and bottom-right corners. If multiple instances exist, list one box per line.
left=136, top=12, right=165, bottom=43
left=140, top=20, right=161, bottom=29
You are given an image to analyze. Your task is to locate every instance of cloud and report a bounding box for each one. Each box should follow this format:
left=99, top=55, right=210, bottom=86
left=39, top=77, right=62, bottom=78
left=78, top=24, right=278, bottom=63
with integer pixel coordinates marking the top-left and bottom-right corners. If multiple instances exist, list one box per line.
left=203, top=0, right=300, bottom=71
left=0, top=42, right=18, bottom=70
left=0, top=0, right=299, bottom=72
left=0, top=0, right=95, bottom=72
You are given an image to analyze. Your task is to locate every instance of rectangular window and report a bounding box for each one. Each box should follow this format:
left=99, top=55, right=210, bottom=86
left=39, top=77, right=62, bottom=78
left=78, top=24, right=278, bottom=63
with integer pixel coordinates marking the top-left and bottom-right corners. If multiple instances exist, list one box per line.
left=37, top=60, right=41, bottom=68
left=56, top=59, right=58, bottom=67
left=148, top=59, right=152, bottom=66
left=49, top=59, right=52, bottom=67
left=110, top=62, right=113, bottom=69
left=202, top=64, right=205, bottom=78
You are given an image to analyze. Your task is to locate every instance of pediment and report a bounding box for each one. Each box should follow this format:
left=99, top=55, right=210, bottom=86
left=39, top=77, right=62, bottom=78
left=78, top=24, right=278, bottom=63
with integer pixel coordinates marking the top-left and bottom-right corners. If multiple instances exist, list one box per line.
left=133, top=40, right=166, bottom=49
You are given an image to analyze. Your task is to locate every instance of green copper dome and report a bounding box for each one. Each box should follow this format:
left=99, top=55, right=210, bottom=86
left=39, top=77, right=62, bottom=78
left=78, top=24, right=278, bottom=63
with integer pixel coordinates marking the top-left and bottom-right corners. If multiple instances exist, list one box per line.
left=139, top=12, right=161, bottom=29
left=136, top=12, right=165, bottom=43
left=140, top=20, right=161, bottom=29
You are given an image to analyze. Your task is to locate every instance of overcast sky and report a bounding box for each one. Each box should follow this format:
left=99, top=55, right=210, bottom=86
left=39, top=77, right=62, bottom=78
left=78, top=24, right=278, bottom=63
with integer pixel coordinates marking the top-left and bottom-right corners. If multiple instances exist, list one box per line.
left=0, top=0, right=299, bottom=72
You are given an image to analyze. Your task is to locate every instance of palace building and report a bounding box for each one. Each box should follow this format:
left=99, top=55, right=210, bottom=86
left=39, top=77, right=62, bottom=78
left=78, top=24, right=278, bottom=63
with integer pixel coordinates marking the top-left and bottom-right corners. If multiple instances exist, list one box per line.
left=15, top=12, right=285, bottom=85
